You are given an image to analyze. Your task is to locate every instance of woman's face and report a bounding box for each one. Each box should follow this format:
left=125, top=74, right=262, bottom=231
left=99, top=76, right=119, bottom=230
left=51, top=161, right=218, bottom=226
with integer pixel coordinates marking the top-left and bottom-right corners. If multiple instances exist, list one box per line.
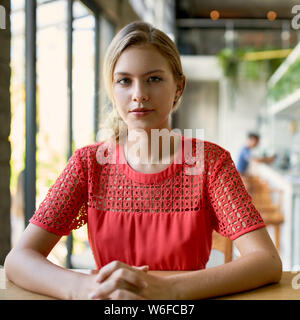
left=112, top=44, right=183, bottom=133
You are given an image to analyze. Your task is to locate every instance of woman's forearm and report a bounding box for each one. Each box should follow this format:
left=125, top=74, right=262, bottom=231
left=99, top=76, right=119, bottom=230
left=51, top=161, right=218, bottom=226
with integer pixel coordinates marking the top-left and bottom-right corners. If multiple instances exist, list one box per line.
left=4, top=248, right=89, bottom=300
left=170, top=251, right=282, bottom=300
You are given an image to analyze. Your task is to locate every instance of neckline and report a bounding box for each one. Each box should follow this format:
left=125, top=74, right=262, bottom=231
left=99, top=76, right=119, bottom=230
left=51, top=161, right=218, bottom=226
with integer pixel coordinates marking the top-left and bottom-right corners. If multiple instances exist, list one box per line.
left=117, top=133, right=185, bottom=184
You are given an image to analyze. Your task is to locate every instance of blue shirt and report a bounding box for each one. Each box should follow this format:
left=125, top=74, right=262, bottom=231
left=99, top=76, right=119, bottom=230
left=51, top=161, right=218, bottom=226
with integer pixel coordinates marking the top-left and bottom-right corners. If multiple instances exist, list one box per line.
left=236, top=146, right=251, bottom=174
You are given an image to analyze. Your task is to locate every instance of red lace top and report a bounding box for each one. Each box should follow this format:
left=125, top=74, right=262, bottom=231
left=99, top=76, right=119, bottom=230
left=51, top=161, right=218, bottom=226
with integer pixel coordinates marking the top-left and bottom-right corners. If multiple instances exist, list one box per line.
left=30, top=134, right=265, bottom=270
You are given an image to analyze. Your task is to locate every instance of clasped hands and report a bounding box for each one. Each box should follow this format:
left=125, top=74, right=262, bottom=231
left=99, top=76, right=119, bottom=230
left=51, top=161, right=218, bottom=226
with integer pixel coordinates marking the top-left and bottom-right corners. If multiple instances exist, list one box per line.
left=83, top=260, right=176, bottom=300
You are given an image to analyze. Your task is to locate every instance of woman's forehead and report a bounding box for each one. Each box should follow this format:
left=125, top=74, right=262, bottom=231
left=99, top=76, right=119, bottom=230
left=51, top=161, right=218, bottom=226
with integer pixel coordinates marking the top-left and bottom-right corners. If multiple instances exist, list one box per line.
left=114, top=45, right=173, bottom=75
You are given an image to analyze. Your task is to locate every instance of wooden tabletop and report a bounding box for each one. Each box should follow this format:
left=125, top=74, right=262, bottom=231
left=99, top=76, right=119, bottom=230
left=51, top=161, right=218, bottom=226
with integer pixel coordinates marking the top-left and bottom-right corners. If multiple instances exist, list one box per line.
left=1, top=268, right=300, bottom=300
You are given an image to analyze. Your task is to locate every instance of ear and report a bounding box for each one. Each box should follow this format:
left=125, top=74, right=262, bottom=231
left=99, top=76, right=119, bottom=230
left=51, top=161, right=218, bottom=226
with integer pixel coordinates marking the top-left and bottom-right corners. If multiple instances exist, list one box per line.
left=173, top=75, right=186, bottom=106
left=175, top=75, right=186, bottom=98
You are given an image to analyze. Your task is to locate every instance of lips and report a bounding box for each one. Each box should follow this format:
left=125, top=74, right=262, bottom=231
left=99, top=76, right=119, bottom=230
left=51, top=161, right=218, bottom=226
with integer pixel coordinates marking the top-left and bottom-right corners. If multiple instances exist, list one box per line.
left=130, top=108, right=153, bottom=112
left=129, top=108, right=154, bottom=117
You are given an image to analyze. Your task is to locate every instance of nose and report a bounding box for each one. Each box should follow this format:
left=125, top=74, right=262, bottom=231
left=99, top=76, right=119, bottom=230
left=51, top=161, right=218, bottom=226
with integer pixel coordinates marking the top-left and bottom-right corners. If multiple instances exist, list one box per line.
left=132, top=81, right=149, bottom=103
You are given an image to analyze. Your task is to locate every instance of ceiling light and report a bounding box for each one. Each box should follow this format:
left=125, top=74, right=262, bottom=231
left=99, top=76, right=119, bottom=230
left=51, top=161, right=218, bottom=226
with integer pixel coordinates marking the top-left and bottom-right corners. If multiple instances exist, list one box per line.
left=210, top=10, right=220, bottom=20
left=267, top=11, right=277, bottom=21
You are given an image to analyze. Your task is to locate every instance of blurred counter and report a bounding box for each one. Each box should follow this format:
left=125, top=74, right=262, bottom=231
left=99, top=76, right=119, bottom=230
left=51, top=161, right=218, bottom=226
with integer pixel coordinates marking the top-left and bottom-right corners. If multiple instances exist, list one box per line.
left=249, top=162, right=300, bottom=270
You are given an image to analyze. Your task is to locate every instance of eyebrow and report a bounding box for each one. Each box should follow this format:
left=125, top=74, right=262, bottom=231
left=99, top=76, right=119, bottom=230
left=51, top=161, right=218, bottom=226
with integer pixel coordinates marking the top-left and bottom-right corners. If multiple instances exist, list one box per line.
left=113, top=69, right=166, bottom=77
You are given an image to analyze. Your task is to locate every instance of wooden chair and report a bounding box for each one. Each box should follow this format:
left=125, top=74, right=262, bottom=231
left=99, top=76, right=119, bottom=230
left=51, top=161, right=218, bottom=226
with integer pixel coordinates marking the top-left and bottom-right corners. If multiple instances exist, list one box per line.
left=248, top=176, right=284, bottom=252
left=212, top=230, right=233, bottom=263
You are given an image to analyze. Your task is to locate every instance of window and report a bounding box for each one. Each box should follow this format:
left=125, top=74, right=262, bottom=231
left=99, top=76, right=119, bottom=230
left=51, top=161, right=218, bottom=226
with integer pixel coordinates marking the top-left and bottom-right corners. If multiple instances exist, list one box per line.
left=10, top=0, right=115, bottom=268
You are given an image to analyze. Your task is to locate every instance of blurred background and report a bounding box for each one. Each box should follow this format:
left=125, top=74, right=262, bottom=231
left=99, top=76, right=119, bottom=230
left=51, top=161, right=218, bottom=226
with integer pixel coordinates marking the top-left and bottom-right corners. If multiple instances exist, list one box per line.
left=1, top=0, right=300, bottom=272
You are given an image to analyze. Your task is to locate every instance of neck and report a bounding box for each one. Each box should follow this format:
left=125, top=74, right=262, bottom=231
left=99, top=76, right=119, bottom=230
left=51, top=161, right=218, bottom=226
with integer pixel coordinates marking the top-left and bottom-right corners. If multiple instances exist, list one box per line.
left=121, top=128, right=179, bottom=166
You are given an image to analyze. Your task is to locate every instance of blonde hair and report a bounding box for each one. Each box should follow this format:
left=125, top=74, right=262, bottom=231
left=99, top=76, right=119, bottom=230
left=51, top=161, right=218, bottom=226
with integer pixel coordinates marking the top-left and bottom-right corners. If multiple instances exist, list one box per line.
left=98, top=21, right=185, bottom=143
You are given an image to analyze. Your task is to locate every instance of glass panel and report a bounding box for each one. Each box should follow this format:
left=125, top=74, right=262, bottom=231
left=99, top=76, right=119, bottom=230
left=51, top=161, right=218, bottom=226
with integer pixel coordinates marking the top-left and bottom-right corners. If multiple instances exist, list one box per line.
left=36, top=0, right=68, bottom=205
left=36, top=0, right=68, bottom=266
left=10, top=0, right=26, bottom=248
left=177, top=27, right=299, bottom=55
left=177, top=28, right=226, bottom=55
left=71, top=0, right=96, bottom=269
left=98, top=14, right=115, bottom=135
left=235, top=29, right=298, bottom=50
left=73, top=0, right=95, bottom=150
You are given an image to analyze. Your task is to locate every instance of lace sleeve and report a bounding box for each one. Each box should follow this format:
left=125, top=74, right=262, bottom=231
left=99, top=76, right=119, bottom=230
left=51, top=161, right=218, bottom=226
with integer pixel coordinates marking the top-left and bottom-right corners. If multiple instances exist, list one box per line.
left=207, top=148, right=265, bottom=240
left=29, top=148, right=88, bottom=236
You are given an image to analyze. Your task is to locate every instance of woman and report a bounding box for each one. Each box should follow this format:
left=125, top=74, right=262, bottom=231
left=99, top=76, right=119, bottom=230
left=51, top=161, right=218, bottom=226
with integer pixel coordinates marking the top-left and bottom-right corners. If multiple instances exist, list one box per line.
left=4, top=21, right=282, bottom=300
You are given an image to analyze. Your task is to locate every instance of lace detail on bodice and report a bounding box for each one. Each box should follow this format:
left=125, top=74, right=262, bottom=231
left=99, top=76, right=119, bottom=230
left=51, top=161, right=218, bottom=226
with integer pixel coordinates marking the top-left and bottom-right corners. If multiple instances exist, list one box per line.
left=30, top=137, right=265, bottom=240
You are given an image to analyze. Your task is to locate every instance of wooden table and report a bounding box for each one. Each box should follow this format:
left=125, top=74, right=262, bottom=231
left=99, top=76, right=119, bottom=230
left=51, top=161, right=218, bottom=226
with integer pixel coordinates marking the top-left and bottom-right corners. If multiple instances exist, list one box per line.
left=1, top=268, right=300, bottom=300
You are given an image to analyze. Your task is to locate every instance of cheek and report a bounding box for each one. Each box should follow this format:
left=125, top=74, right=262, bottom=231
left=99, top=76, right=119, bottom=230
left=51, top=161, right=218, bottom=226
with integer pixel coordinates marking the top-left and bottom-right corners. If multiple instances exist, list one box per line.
left=152, top=83, right=174, bottom=98
left=113, top=87, right=125, bottom=99
left=154, top=87, right=175, bottom=107
left=113, top=88, right=131, bottom=106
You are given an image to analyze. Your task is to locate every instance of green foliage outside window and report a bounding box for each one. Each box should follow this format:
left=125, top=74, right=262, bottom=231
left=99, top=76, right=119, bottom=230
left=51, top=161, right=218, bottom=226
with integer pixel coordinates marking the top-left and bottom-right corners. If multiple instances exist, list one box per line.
left=267, top=58, right=300, bottom=103
left=217, top=47, right=285, bottom=85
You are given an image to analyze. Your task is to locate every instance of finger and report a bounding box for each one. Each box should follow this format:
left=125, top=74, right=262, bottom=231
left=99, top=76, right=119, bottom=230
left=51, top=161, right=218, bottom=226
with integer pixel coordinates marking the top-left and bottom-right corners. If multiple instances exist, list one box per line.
left=112, top=268, right=148, bottom=289
left=132, top=265, right=149, bottom=273
left=91, top=269, right=148, bottom=300
left=95, top=260, right=126, bottom=283
left=109, top=289, right=146, bottom=300
left=89, top=277, right=144, bottom=300
left=96, top=261, right=148, bottom=283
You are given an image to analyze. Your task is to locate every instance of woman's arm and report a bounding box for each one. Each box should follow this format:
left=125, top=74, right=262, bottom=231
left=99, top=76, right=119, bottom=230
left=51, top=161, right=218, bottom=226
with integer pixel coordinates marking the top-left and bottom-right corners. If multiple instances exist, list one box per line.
left=4, top=224, right=148, bottom=300
left=169, top=227, right=282, bottom=299
left=4, top=224, right=90, bottom=300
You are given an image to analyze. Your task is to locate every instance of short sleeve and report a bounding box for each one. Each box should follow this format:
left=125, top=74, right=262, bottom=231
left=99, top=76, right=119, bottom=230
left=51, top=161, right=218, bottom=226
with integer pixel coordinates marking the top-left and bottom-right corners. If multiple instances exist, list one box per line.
left=207, top=148, right=265, bottom=240
left=29, top=148, right=88, bottom=236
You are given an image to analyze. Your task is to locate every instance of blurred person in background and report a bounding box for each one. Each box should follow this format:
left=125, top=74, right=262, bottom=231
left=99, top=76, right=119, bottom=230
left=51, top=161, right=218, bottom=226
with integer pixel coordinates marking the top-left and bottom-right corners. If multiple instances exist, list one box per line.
left=236, top=132, right=275, bottom=190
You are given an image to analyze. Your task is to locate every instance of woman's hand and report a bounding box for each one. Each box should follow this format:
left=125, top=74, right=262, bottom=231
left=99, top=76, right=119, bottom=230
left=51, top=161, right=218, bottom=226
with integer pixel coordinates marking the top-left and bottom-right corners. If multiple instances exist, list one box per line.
left=87, top=260, right=177, bottom=300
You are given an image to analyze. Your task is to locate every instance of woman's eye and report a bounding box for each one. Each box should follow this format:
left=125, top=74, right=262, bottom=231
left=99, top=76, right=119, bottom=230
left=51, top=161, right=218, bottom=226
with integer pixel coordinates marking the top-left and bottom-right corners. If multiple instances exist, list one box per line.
left=117, top=78, right=130, bottom=85
left=148, top=76, right=162, bottom=82
left=116, top=76, right=162, bottom=85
